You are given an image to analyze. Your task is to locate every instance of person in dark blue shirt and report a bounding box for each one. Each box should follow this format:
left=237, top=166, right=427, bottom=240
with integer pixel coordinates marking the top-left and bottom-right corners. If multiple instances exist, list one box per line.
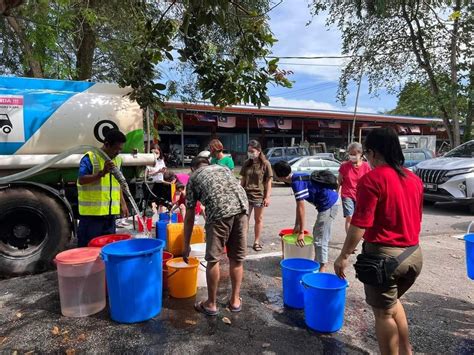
left=274, top=161, right=339, bottom=272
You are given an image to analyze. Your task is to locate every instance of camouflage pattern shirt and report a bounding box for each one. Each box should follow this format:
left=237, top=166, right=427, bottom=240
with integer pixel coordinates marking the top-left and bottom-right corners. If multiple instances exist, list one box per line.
left=186, top=165, right=249, bottom=223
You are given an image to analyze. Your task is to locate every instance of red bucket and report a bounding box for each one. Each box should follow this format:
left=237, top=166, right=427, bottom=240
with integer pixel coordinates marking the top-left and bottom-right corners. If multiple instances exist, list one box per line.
left=162, top=251, right=174, bottom=290
left=137, top=216, right=153, bottom=232
left=278, top=228, right=310, bottom=237
left=88, top=234, right=132, bottom=248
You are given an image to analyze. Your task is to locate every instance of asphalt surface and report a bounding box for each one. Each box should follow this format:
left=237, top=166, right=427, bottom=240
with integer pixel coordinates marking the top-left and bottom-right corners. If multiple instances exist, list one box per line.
left=0, top=185, right=473, bottom=354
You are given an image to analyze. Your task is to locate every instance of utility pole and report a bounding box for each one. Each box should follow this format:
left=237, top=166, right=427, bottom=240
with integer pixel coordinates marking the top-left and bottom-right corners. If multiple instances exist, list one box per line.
left=350, top=59, right=364, bottom=143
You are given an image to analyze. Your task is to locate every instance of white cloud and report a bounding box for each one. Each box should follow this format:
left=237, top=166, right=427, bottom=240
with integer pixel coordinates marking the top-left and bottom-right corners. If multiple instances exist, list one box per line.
left=269, top=96, right=377, bottom=114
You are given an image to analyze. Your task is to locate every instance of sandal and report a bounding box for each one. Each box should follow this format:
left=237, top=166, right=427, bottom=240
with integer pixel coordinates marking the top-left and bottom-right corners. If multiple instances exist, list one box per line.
left=252, top=243, right=263, bottom=252
left=227, top=297, right=242, bottom=313
left=194, top=301, right=219, bottom=316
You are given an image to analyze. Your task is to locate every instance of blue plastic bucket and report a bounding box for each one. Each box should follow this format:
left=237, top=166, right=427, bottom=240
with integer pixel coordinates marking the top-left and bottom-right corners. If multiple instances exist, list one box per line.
left=280, top=258, right=320, bottom=309
left=159, top=212, right=178, bottom=223
left=101, top=239, right=164, bottom=323
left=156, top=220, right=169, bottom=248
left=301, top=273, right=348, bottom=333
left=465, top=233, right=474, bottom=280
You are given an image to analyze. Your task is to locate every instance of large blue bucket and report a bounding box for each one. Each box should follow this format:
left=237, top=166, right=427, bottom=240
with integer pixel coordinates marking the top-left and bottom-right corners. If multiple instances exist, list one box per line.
left=159, top=212, right=178, bottom=223
left=301, top=273, right=348, bottom=333
left=465, top=233, right=474, bottom=280
left=280, top=258, right=320, bottom=309
left=101, top=239, right=164, bottom=323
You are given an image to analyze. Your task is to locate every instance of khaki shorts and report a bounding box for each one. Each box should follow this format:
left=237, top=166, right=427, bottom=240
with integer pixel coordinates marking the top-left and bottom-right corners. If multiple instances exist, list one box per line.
left=205, top=213, right=248, bottom=263
left=363, top=242, right=423, bottom=309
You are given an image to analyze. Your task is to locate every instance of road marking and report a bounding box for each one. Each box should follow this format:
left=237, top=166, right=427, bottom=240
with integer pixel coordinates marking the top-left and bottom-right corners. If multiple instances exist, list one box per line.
left=246, top=251, right=282, bottom=260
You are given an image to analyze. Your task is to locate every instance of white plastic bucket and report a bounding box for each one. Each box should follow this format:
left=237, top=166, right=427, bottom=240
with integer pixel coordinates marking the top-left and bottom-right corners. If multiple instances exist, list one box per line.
left=190, top=243, right=207, bottom=288
left=283, top=234, right=315, bottom=260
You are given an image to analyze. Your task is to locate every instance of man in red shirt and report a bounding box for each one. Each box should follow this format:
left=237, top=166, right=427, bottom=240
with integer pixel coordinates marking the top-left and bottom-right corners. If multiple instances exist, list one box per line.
left=338, top=142, right=371, bottom=233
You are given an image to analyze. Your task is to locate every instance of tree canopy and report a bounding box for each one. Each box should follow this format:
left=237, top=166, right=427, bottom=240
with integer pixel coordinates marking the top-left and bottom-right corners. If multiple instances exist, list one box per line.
left=311, top=0, right=473, bottom=146
left=0, top=0, right=291, bottom=113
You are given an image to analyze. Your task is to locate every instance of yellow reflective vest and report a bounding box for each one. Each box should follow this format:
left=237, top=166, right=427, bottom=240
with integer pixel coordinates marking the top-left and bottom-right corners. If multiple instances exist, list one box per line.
left=77, top=152, right=122, bottom=216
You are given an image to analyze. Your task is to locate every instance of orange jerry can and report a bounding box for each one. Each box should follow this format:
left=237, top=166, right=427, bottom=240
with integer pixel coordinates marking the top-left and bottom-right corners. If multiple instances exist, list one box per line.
left=166, top=223, right=205, bottom=256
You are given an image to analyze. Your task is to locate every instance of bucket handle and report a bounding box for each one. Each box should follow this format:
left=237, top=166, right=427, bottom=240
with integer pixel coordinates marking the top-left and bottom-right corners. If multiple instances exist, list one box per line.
left=467, top=221, right=474, bottom=235
left=167, top=261, right=206, bottom=279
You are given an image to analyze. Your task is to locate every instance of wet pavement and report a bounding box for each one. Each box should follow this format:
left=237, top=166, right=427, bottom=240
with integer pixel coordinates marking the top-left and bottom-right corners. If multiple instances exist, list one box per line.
left=1, top=187, right=473, bottom=353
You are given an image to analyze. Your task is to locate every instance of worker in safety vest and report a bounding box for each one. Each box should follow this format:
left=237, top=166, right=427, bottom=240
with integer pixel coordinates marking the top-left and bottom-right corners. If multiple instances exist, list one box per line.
left=76, top=130, right=129, bottom=247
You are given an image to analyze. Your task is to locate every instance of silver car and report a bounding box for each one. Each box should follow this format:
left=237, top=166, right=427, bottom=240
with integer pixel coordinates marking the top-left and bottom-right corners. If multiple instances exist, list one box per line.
left=413, top=140, right=474, bottom=212
left=289, top=156, right=341, bottom=177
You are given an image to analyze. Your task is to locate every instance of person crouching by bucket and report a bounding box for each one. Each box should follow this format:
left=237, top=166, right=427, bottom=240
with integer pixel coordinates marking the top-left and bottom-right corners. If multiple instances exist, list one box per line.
left=182, top=156, right=249, bottom=316
left=273, top=161, right=339, bottom=273
left=334, top=128, right=423, bottom=355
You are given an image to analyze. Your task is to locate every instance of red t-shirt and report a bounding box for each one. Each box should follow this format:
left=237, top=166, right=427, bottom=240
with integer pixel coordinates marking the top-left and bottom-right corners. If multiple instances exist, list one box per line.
left=351, top=165, right=423, bottom=247
left=339, top=161, right=371, bottom=200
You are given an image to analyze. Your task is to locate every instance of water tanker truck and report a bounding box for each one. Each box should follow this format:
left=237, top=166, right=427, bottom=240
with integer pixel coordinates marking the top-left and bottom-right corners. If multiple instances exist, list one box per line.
left=0, top=77, right=156, bottom=276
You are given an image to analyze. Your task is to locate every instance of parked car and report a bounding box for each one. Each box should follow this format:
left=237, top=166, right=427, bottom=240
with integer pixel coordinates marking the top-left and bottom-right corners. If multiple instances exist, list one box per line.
left=413, top=140, right=474, bottom=212
left=313, top=152, right=339, bottom=161
left=403, top=148, right=435, bottom=169
left=264, top=146, right=310, bottom=165
left=289, top=156, right=341, bottom=177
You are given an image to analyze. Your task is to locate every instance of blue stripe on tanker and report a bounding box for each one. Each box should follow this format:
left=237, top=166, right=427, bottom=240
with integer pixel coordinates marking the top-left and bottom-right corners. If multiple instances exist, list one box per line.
left=0, top=77, right=94, bottom=155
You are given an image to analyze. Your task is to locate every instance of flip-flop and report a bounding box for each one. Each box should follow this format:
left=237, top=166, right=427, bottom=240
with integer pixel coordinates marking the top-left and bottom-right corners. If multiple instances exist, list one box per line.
left=194, top=301, right=219, bottom=316
left=253, top=243, right=263, bottom=252
left=227, top=297, right=242, bottom=313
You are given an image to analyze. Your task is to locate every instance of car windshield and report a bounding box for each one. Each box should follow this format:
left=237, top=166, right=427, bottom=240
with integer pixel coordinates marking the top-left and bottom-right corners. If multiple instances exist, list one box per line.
left=288, top=158, right=300, bottom=166
left=444, top=141, right=474, bottom=158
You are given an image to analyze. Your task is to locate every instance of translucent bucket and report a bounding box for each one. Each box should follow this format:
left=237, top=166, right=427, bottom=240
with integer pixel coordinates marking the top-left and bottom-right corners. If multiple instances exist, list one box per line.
left=190, top=243, right=207, bottom=288
left=282, top=234, right=315, bottom=260
left=101, top=239, right=164, bottom=323
left=280, top=258, right=320, bottom=309
left=55, top=247, right=106, bottom=317
left=302, top=273, right=348, bottom=333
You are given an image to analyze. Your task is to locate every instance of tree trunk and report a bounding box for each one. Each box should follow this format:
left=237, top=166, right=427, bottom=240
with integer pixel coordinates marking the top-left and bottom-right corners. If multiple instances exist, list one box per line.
left=465, top=62, right=474, bottom=142
left=401, top=1, right=454, bottom=147
left=449, top=0, right=461, bottom=147
left=74, top=0, right=99, bottom=80
left=0, top=0, right=23, bottom=15
left=5, top=15, right=43, bottom=77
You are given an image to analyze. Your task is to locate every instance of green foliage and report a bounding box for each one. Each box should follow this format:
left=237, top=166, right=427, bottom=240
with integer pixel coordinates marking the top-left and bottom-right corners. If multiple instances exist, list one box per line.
left=311, top=0, right=473, bottom=146
left=0, top=0, right=292, bottom=121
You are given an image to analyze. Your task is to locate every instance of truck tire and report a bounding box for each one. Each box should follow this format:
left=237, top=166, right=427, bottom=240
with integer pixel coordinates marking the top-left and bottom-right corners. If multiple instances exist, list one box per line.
left=0, top=187, right=71, bottom=276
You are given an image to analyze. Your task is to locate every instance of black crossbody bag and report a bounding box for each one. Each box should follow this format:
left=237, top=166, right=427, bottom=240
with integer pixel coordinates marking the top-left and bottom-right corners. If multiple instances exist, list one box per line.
left=354, top=244, right=418, bottom=287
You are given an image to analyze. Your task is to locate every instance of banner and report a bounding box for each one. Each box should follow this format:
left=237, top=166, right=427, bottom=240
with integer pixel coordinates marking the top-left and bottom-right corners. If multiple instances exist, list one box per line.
left=276, top=118, right=292, bottom=130
left=195, top=114, right=216, bottom=122
left=257, top=117, right=276, bottom=129
left=217, top=116, right=236, bottom=128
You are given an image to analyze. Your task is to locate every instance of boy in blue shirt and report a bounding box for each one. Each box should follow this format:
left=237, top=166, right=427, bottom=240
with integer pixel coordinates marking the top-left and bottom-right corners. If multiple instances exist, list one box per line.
left=273, top=161, right=339, bottom=272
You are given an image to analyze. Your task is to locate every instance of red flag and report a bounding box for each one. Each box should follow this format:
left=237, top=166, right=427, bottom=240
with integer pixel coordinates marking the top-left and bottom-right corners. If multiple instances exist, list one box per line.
left=217, top=116, right=236, bottom=128
left=276, top=119, right=292, bottom=130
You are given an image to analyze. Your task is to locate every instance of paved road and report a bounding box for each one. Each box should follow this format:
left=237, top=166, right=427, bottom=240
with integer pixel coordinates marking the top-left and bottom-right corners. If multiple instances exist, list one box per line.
left=0, top=186, right=473, bottom=354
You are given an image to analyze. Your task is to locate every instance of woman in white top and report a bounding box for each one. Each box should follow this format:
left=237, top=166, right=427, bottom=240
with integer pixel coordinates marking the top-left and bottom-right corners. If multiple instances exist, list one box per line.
left=148, top=144, right=166, bottom=182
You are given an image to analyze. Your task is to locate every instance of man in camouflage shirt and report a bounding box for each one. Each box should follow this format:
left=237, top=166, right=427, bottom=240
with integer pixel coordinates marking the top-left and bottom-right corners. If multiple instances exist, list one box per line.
left=183, top=156, right=249, bottom=316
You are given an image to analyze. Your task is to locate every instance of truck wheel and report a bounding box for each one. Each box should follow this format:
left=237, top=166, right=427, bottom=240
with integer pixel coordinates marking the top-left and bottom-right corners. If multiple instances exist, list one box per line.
left=0, top=187, right=71, bottom=276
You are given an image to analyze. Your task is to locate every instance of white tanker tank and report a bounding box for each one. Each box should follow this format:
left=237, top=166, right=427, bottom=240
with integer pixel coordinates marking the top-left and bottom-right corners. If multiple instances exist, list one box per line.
left=0, top=76, right=156, bottom=276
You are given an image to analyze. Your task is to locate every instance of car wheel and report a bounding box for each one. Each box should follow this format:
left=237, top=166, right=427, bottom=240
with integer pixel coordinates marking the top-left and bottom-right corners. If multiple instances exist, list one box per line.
left=2, top=126, right=11, bottom=134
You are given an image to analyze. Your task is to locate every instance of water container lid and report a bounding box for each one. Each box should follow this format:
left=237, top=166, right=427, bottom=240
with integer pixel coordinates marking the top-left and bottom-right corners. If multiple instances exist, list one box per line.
left=282, top=234, right=313, bottom=245
left=55, top=247, right=101, bottom=265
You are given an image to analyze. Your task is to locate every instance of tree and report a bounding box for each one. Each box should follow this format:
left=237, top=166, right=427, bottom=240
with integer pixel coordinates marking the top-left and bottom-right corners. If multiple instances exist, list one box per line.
left=311, top=0, right=473, bottom=147
left=0, top=0, right=291, bottom=114
left=390, top=78, right=469, bottom=139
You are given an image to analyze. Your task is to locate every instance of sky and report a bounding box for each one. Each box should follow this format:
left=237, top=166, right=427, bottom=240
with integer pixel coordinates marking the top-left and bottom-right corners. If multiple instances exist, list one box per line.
left=266, top=0, right=398, bottom=114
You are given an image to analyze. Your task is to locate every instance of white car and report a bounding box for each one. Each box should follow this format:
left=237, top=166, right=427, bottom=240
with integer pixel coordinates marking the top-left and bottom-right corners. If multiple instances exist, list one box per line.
left=289, top=156, right=341, bottom=177
left=413, top=140, right=474, bottom=212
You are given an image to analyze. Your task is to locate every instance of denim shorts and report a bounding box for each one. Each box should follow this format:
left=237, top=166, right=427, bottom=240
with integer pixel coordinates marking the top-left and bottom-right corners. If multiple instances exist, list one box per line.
left=342, top=197, right=355, bottom=218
